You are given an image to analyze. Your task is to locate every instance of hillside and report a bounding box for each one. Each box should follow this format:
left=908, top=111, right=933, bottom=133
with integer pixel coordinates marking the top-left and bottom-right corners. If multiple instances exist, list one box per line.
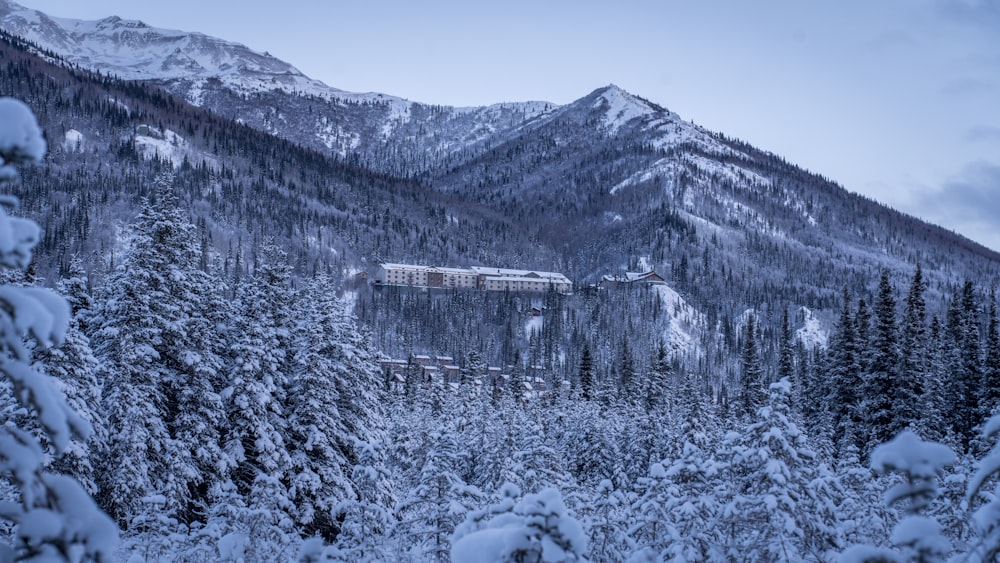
left=3, top=4, right=1000, bottom=562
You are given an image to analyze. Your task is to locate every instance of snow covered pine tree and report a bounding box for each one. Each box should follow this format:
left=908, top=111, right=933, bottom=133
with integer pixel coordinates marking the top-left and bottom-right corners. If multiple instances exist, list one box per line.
left=0, top=98, right=117, bottom=560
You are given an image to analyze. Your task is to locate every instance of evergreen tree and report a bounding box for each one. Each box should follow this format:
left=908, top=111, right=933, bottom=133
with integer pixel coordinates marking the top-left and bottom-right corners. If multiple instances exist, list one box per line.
left=944, top=281, right=983, bottom=448
left=224, top=240, right=295, bottom=517
left=720, top=378, right=839, bottom=562
left=644, top=341, right=672, bottom=412
left=842, top=431, right=955, bottom=562
left=984, top=290, right=1000, bottom=417
left=660, top=386, right=722, bottom=562
left=286, top=275, right=356, bottom=541
left=461, top=350, right=486, bottom=387
left=92, top=185, right=224, bottom=524
left=966, top=414, right=1000, bottom=560
left=334, top=440, right=395, bottom=562
left=0, top=96, right=117, bottom=561
left=863, top=270, right=900, bottom=447
left=739, top=315, right=765, bottom=418
left=578, top=342, right=594, bottom=401
left=899, top=264, right=928, bottom=435
left=396, top=426, right=481, bottom=562
left=618, top=338, right=637, bottom=405
left=451, top=484, right=587, bottom=563
left=33, top=259, right=103, bottom=495
left=628, top=462, right=679, bottom=560
left=778, top=307, right=794, bottom=381
left=959, top=280, right=984, bottom=446
left=582, top=479, right=631, bottom=562
left=854, top=297, right=873, bottom=364
left=923, top=316, right=950, bottom=443
left=827, top=289, right=864, bottom=456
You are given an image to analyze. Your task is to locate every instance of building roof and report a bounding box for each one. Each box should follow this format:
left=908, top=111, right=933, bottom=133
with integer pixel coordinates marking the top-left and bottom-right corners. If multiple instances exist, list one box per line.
left=602, top=270, right=664, bottom=283
left=380, top=263, right=435, bottom=271
left=379, top=263, right=570, bottom=285
left=471, top=266, right=569, bottom=281
left=487, top=276, right=565, bottom=284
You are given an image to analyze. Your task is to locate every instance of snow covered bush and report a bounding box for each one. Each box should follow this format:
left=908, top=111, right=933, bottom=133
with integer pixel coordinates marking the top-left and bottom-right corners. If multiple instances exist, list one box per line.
left=840, top=430, right=955, bottom=563
left=0, top=97, right=117, bottom=560
left=718, top=377, right=839, bottom=562
left=451, top=483, right=587, bottom=563
left=966, top=414, right=1000, bottom=561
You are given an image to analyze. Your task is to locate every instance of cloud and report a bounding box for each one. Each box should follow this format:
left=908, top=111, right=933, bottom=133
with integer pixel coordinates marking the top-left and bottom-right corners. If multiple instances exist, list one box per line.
left=907, top=161, right=1000, bottom=251
left=965, top=125, right=1000, bottom=144
left=941, top=77, right=997, bottom=98
left=934, top=0, right=1000, bottom=28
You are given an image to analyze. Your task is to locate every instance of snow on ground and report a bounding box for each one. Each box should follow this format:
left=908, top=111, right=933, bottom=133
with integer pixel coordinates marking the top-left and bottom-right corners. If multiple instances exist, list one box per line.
left=133, top=125, right=215, bottom=170
left=62, top=129, right=83, bottom=152
left=596, top=85, right=650, bottom=134
left=653, top=284, right=703, bottom=358
left=107, top=97, right=130, bottom=115
left=524, top=315, right=543, bottom=336
left=379, top=99, right=413, bottom=138
left=316, top=121, right=361, bottom=156
left=609, top=157, right=678, bottom=195
left=685, top=154, right=771, bottom=189
left=795, top=306, right=828, bottom=349
left=186, top=78, right=207, bottom=107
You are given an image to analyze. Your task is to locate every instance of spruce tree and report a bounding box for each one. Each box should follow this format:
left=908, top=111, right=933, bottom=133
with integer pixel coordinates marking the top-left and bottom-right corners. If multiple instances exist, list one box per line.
left=644, top=341, right=672, bottom=412
left=944, top=281, right=982, bottom=447
left=720, top=378, right=838, bottom=562
left=923, top=316, right=950, bottom=443
left=899, top=264, right=928, bottom=434
left=286, top=275, right=355, bottom=541
left=224, top=240, right=294, bottom=516
left=827, top=289, right=864, bottom=456
left=739, top=315, right=765, bottom=418
left=33, top=260, right=103, bottom=495
left=0, top=96, right=117, bottom=560
left=864, top=270, right=900, bottom=447
left=778, top=306, right=794, bottom=381
left=582, top=479, right=630, bottom=562
left=983, top=290, right=1000, bottom=416
left=618, top=338, right=637, bottom=405
left=578, top=342, right=594, bottom=401
left=395, top=426, right=479, bottom=562
left=92, top=185, right=224, bottom=524
left=629, top=462, right=679, bottom=560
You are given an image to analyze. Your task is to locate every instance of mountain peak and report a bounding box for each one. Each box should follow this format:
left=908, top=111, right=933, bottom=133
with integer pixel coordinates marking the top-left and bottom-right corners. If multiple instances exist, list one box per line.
left=0, top=4, right=336, bottom=99
left=95, top=15, right=149, bottom=30
left=589, top=84, right=660, bottom=133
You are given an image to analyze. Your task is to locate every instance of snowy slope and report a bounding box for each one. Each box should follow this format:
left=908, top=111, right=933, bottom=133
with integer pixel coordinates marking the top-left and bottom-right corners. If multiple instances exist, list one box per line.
left=0, top=0, right=555, bottom=168
left=0, top=0, right=331, bottom=96
left=653, top=284, right=704, bottom=358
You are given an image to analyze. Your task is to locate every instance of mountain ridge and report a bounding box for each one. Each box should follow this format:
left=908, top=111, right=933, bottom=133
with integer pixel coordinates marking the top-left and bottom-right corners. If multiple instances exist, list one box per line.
left=0, top=4, right=997, bottom=322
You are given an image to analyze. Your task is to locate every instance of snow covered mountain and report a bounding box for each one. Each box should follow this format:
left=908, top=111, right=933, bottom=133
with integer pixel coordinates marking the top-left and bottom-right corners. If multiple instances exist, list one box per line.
left=0, top=0, right=555, bottom=168
left=2, top=1, right=1000, bottom=361
left=0, top=0, right=328, bottom=94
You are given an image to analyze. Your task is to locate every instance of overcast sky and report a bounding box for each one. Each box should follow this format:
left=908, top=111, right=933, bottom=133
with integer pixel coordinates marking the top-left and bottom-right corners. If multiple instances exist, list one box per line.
left=16, top=0, right=1000, bottom=251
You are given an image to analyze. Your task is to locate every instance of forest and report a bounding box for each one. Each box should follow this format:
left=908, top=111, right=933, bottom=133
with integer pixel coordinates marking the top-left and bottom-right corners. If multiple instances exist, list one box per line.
left=4, top=25, right=1000, bottom=563
left=2, top=152, right=1000, bottom=560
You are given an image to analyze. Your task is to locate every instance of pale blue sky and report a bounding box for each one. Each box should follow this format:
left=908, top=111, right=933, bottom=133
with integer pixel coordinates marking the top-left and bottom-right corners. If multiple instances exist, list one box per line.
left=16, top=0, right=1000, bottom=251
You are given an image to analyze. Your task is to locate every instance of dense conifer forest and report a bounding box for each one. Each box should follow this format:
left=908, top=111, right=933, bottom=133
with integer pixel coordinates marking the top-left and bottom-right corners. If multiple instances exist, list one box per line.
left=3, top=21, right=1000, bottom=562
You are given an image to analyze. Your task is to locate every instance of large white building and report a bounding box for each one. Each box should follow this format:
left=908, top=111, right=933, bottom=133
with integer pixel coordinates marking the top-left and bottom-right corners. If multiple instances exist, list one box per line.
left=469, top=267, right=573, bottom=293
left=374, top=263, right=572, bottom=293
